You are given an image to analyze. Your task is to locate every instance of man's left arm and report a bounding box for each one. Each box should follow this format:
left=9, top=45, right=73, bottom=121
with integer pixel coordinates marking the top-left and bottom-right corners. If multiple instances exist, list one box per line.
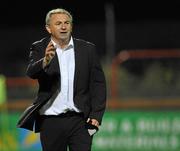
left=89, top=45, right=107, bottom=126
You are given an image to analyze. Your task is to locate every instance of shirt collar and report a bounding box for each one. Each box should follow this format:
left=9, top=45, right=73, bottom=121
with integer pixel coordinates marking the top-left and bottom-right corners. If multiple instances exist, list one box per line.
left=51, top=37, right=74, bottom=50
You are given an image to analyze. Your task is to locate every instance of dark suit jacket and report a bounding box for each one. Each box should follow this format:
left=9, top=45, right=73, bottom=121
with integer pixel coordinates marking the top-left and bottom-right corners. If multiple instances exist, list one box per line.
left=17, top=37, right=106, bottom=132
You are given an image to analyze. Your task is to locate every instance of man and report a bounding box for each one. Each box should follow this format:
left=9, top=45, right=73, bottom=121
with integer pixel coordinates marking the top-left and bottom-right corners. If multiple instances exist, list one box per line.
left=17, top=8, right=106, bottom=151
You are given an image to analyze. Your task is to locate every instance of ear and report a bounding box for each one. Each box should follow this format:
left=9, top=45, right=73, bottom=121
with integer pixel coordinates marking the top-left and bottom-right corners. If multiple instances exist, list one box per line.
left=45, top=25, right=51, bottom=34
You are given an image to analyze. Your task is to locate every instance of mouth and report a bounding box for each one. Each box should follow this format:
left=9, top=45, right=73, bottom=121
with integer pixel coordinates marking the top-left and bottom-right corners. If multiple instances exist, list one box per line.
left=60, top=32, right=67, bottom=34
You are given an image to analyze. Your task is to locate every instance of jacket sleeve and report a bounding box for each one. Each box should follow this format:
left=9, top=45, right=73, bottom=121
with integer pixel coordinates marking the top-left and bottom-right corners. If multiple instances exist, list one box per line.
left=89, top=45, right=107, bottom=125
left=26, top=44, right=47, bottom=79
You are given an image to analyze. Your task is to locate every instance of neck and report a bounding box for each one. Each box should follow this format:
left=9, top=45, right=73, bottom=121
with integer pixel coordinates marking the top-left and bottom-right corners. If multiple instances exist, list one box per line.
left=59, top=39, right=69, bottom=49
left=51, top=37, right=71, bottom=49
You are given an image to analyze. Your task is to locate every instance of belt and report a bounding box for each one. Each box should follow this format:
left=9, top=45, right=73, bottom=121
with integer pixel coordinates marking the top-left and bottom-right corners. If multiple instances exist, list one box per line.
left=40, top=111, right=84, bottom=119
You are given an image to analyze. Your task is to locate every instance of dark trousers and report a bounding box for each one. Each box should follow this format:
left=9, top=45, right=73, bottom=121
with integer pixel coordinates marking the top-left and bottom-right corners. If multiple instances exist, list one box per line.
left=40, top=112, right=93, bottom=151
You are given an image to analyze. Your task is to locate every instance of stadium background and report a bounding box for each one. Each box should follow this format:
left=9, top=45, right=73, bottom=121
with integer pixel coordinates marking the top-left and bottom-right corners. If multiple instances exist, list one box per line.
left=1, top=0, right=180, bottom=150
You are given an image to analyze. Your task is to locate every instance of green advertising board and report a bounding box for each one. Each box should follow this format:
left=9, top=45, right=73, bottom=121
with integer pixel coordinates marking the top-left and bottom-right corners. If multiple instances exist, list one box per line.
left=1, top=111, right=180, bottom=151
left=92, top=111, right=180, bottom=151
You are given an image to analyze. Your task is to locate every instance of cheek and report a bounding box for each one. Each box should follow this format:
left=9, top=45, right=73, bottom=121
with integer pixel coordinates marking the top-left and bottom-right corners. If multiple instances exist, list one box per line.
left=70, top=27, right=72, bottom=32
left=69, top=25, right=72, bottom=32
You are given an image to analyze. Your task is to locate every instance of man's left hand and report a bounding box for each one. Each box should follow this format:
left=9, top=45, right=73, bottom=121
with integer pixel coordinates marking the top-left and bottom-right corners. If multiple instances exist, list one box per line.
left=87, top=118, right=99, bottom=128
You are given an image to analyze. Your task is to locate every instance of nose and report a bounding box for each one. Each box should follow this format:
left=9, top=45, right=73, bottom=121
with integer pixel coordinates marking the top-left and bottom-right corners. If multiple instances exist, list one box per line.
left=61, top=23, right=66, bottom=29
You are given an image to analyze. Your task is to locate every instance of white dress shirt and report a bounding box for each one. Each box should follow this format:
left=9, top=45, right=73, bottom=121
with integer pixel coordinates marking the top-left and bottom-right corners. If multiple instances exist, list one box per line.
left=39, top=37, right=81, bottom=115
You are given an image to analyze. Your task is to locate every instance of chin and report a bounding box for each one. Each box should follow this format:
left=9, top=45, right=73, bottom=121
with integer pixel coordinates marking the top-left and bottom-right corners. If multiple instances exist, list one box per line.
left=60, top=36, right=70, bottom=41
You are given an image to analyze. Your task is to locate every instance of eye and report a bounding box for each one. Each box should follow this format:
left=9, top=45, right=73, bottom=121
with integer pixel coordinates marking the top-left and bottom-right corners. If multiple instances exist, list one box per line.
left=65, top=21, right=70, bottom=25
left=55, top=21, right=61, bottom=25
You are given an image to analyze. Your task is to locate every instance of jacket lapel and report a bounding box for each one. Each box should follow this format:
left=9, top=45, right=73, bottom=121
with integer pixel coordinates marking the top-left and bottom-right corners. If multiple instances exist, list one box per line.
left=73, top=39, right=81, bottom=92
left=49, top=52, right=60, bottom=75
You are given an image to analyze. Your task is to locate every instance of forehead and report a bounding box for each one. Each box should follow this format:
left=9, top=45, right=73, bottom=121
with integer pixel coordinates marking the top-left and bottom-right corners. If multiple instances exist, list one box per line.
left=50, top=13, right=71, bottom=21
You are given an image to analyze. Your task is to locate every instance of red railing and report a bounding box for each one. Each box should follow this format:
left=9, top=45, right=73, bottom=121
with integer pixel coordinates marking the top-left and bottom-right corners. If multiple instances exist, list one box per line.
left=109, top=49, right=180, bottom=109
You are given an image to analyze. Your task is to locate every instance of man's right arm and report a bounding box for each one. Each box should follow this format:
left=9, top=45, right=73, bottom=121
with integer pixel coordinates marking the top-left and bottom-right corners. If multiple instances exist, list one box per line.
left=26, top=41, right=56, bottom=79
left=42, top=41, right=56, bottom=68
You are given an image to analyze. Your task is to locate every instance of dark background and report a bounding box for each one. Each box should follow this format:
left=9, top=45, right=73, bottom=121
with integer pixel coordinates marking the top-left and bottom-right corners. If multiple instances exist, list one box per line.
left=0, top=0, right=180, bottom=76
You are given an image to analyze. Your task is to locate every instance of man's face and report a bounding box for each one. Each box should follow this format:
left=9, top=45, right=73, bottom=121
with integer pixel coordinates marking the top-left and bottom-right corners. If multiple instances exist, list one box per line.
left=46, top=13, right=72, bottom=42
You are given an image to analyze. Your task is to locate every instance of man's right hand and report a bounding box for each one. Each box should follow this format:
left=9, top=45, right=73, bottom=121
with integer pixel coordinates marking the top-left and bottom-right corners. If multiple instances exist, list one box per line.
left=43, top=41, right=56, bottom=68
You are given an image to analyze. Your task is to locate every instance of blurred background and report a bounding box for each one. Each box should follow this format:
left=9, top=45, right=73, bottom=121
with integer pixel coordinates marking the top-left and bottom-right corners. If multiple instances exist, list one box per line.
left=1, top=0, right=180, bottom=150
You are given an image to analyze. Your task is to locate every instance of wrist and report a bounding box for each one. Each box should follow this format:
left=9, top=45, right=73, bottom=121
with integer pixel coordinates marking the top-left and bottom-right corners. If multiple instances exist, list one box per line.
left=42, top=57, right=49, bottom=68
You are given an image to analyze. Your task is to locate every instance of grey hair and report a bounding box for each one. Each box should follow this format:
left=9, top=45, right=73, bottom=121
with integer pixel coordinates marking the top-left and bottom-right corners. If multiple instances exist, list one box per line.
left=45, top=8, right=73, bottom=25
